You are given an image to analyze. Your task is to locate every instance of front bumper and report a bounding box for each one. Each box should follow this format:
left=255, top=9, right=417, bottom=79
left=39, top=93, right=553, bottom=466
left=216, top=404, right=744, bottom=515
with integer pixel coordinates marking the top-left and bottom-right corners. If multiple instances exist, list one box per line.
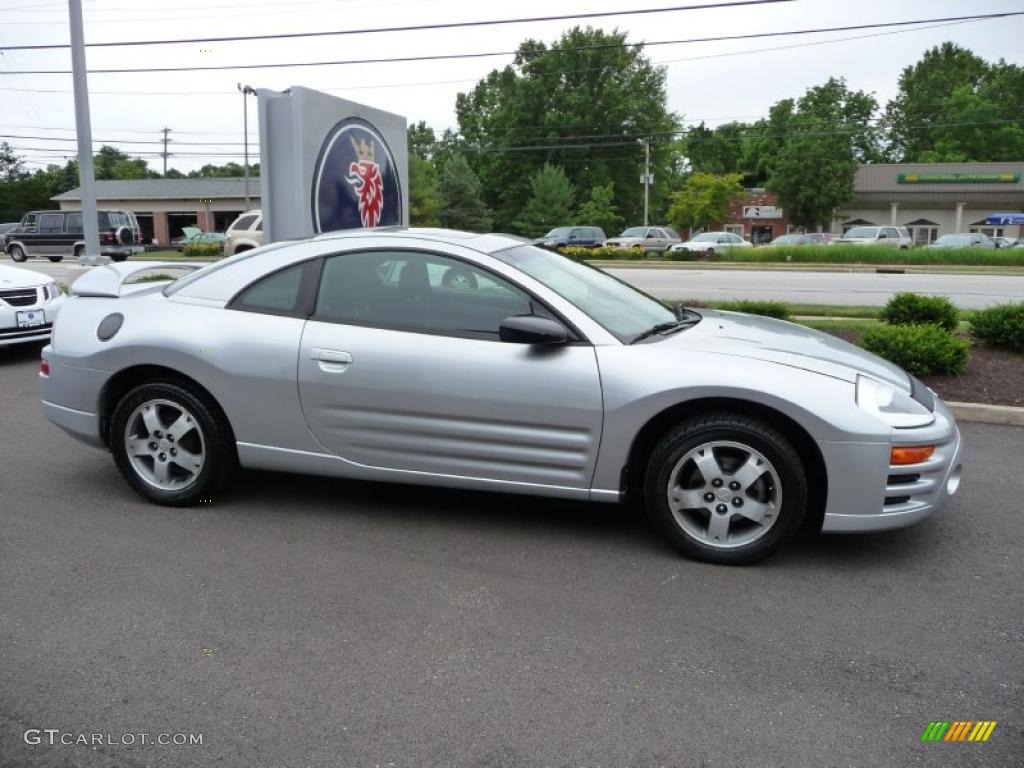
left=820, top=398, right=963, bottom=533
left=0, top=295, right=65, bottom=346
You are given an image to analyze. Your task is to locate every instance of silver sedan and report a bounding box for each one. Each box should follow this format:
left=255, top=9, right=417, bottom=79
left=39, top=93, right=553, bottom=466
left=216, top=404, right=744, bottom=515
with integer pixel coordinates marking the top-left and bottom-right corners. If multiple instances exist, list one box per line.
left=41, top=229, right=962, bottom=564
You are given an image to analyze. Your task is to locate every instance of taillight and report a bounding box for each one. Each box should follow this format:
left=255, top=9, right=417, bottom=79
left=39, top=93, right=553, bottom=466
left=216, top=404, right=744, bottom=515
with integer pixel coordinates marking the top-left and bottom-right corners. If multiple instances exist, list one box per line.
left=40, top=358, right=50, bottom=377
left=101, top=231, right=115, bottom=244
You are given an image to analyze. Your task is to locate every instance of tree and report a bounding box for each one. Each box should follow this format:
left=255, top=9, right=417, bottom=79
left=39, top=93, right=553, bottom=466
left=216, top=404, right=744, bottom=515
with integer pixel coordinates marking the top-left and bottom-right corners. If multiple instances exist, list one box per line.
left=92, top=145, right=157, bottom=180
left=456, top=26, right=681, bottom=230
left=409, top=153, right=443, bottom=226
left=883, top=43, right=989, bottom=161
left=577, top=181, right=623, bottom=234
left=683, top=122, right=749, bottom=178
left=917, top=84, right=1024, bottom=162
left=187, top=161, right=255, bottom=178
left=667, top=172, right=742, bottom=233
left=767, top=78, right=880, bottom=229
left=0, top=142, right=26, bottom=182
left=408, top=120, right=437, bottom=160
left=439, top=154, right=491, bottom=232
left=515, top=163, right=576, bottom=236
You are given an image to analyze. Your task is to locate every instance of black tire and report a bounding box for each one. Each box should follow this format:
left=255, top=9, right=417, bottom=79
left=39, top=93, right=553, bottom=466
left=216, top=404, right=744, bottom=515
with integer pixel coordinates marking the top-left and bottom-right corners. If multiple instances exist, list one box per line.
left=73, top=245, right=85, bottom=259
left=441, top=267, right=478, bottom=290
left=48, top=255, right=63, bottom=263
left=9, top=244, right=26, bottom=262
left=111, top=252, right=127, bottom=262
left=110, top=381, right=237, bottom=506
left=643, top=413, right=808, bottom=564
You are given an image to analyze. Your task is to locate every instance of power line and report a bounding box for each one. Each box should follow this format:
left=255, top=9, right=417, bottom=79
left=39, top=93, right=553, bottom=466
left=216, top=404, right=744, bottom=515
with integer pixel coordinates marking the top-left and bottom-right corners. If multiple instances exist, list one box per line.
left=1, top=12, right=1015, bottom=75
left=1, top=0, right=792, bottom=50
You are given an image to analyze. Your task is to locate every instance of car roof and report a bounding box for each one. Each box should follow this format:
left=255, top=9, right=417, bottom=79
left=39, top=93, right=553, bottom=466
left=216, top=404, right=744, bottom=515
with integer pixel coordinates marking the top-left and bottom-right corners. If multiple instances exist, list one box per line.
left=310, top=227, right=529, bottom=254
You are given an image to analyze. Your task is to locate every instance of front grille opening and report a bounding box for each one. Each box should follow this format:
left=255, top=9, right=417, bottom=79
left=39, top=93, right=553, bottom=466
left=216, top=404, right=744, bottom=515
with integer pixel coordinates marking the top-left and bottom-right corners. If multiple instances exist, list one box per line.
left=885, top=495, right=911, bottom=506
left=887, top=473, right=921, bottom=486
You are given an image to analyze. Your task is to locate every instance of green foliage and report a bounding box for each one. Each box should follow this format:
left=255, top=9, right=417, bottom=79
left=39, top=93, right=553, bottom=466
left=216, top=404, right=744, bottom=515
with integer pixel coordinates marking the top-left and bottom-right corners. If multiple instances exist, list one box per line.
left=558, top=245, right=644, bottom=260
left=407, top=120, right=437, bottom=160
left=577, top=182, right=623, bottom=235
left=881, top=293, right=959, bottom=331
left=515, top=163, right=576, bottom=236
left=683, top=122, right=750, bottom=178
left=438, top=154, right=491, bottom=232
left=713, top=245, right=1024, bottom=266
left=720, top=300, right=791, bottom=320
left=969, top=303, right=1024, bottom=350
left=409, top=154, right=443, bottom=227
left=860, top=324, right=969, bottom=376
left=456, top=26, right=680, bottom=230
left=182, top=242, right=223, bottom=258
left=767, top=78, right=880, bottom=229
left=667, top=172, right=743, bottom=233
left=186, top=162, right=257, bottom=178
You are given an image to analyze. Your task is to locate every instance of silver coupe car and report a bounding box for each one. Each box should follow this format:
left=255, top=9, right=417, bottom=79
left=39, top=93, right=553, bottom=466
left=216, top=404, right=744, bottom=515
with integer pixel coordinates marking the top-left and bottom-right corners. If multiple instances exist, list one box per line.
left=40, top=229, right=963, bottom=564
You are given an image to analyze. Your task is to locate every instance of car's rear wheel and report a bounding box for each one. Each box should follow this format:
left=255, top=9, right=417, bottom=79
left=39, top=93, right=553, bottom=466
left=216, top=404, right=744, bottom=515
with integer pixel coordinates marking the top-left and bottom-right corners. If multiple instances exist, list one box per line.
left=644, top=413, right=807, bottom=564
left=110, top=382, right=236, bottom=506
left=73, top=245, right=85, bottom=259
left=9, top=245, right=26, bottom=262
left=48, top=255, right=63, bottom=263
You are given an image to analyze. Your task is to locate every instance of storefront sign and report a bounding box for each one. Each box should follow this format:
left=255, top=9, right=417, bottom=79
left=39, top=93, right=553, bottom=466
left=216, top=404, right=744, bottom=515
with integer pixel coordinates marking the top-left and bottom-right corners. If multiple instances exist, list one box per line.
left=986, top=212, right=1024, bottom=225
left=742, top=205, right=783, bottom=219
left=897, top=172, right=1020, bottom=184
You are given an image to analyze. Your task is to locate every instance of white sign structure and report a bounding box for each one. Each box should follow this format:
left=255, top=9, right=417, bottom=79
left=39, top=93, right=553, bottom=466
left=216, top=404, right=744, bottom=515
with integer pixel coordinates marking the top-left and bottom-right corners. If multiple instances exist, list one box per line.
left=742, top=205, right=783, bottom=219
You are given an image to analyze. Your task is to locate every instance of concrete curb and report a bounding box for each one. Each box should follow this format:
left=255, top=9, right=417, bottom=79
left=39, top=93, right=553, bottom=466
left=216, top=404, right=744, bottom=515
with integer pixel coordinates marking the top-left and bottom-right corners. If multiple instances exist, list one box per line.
left=948, top=401, right=1024, bottom=427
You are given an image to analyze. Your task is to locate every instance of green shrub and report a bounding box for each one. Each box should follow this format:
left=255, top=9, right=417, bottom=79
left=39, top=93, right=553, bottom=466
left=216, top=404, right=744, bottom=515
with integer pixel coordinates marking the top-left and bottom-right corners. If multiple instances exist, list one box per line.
left=860, top=324, right=969, bottom=376
left=880, top=292, right=959, bottom=331
left=182, top=242, right=223, bottom=258
left=713, top=244, right=1024, bottom=266
left=558, top=245, right=645, bottom=260
left=717, top=300, right=791, bottom=320
left=969, top=302, right=1024, bottom=350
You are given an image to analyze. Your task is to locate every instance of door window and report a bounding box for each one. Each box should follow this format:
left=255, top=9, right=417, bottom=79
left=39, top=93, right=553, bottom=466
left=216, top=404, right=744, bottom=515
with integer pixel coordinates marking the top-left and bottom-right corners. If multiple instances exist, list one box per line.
left=38, top=213, right=64, bottom=234
left=66, top=213, right=82, bottom=232
left=230, top=261, right=316, bottom=316
left=20, top=214, right=37, bottom=232
left=315, top=250, right=535, bottom=340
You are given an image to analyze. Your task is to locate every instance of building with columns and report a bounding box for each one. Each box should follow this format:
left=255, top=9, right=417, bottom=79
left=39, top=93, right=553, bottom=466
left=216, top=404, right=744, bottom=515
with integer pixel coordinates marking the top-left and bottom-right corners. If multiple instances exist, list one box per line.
left=52, top=178, right=260, bottom=245
left=721, top=162, right=1024, bottom=244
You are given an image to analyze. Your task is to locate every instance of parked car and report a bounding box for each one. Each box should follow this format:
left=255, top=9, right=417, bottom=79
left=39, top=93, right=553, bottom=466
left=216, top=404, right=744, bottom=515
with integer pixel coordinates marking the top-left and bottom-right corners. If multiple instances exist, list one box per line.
left=173, top=228, right=227, bottom=252
left=43, top=228, right=962, bottom=565
left=768, top=233, right=835, bottom=246
left=223, top=210, right=263, bottom=256
left=670, top=232, right=753, bottom=256
left=0, top=263, right=65, bottom=346
left=926, top=233, right=996, bottom=249
left=606, top=226, right=681, bottom=253
left=535, top=226, right=606, bottom=249
left=0, top=222, right=19, bottom=237
left=833, top=226, right=912, bottom=248
left=992, top=236, right=1017, bottom=248
left=5, top=209, right=143, bottom=263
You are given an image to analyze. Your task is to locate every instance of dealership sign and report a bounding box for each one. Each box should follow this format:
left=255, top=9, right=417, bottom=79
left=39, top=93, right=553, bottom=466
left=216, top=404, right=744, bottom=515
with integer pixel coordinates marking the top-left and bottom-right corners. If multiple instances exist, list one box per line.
left=257, top=86, right=408, bottom=243
left=986, top=212, right=1024, bottom=225
left=742, top=205, right=783, bottom=219
left=897, top=172, right=1020, bottom=184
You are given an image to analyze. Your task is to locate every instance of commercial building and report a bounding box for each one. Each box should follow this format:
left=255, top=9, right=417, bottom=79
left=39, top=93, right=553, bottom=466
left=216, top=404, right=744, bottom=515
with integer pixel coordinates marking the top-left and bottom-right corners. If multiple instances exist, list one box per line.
left=52, top=178, right=260, bottom=245
left=722, top=162, right=1024, bottom=243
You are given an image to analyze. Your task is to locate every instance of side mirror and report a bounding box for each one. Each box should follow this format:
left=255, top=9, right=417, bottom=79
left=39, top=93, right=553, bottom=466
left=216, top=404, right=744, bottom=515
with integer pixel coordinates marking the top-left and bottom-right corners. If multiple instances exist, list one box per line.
left=499, top=315, right=568, bottom=345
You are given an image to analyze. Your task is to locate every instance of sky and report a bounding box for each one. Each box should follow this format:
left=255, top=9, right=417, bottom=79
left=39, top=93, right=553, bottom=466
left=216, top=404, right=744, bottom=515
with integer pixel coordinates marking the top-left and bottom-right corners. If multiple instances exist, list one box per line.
left=1, top=0, right=1022, bottom=173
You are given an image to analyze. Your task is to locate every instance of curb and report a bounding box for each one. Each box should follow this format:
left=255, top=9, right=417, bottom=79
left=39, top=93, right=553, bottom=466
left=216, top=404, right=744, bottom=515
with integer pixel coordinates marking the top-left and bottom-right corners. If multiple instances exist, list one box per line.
left=948, top=401, right=1024, bottom=427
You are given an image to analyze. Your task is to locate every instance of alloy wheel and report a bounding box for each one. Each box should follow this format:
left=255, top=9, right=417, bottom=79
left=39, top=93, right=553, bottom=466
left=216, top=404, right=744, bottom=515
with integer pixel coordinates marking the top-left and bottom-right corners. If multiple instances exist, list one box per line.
left=123, top=399, right=206, bottom=491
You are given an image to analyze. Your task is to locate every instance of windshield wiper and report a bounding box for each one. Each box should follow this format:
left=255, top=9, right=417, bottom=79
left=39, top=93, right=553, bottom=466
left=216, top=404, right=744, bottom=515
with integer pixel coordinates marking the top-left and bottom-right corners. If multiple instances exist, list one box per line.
left=630, top=318, right=698, bottom=344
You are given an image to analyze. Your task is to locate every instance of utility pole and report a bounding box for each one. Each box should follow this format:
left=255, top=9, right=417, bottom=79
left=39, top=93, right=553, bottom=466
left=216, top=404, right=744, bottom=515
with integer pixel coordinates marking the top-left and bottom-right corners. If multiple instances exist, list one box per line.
left=237, top=83, right=256, bottom=210
left=161, top=127, right=172, bottom=175
left=69, top=0, right=99, bottom=263
left=641, top=137, right=651, bottom=226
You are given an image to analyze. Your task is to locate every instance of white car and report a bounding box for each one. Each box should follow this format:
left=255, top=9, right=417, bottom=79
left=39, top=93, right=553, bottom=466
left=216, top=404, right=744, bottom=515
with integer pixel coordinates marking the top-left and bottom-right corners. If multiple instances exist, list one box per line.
left=0, top=263, right=65, bottom=346
left=834, top=226, right=913, bottom=248
left=223, top=210, right=263, bottom=257
left=669, top=232, right=753, bottom=256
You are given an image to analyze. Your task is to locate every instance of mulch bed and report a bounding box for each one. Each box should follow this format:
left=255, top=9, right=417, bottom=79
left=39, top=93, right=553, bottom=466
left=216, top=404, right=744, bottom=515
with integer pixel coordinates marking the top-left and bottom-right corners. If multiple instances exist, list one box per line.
left=824, top=330, right=1024, bottom=408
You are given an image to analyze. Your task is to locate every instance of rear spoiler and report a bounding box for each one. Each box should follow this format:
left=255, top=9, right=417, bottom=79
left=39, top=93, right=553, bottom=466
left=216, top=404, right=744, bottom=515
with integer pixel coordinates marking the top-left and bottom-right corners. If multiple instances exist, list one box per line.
left=70, top=261, right=206, bottom=298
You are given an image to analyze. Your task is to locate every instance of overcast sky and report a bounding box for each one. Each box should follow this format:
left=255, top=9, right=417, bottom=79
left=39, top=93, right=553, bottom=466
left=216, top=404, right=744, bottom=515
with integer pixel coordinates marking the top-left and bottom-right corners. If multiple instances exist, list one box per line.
left=1, top=0, right=1022, bottom=173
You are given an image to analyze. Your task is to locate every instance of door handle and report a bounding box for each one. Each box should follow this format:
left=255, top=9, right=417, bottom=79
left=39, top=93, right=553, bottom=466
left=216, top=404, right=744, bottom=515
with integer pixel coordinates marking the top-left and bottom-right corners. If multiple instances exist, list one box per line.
left=311, top=348, right=353, bottom=372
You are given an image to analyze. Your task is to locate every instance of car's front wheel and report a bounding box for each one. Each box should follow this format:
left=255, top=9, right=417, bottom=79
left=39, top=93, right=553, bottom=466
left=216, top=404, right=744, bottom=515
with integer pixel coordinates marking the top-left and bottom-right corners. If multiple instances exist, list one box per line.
left=48, top=255, right=63, bottom=263
left=110, top=381, right=236, bottom=506
left=644, top=413, right=807, bottom=564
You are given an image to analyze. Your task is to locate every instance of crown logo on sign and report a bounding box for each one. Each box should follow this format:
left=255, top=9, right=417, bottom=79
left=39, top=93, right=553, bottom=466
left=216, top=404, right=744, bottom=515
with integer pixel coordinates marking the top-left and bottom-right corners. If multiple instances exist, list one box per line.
left=350, top=136, right=375, bottom=163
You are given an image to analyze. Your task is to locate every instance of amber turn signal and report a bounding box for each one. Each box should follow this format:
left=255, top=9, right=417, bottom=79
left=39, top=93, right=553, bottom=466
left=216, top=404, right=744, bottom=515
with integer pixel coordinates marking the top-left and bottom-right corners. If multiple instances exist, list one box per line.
left=891, top=445, right=935, bottom=465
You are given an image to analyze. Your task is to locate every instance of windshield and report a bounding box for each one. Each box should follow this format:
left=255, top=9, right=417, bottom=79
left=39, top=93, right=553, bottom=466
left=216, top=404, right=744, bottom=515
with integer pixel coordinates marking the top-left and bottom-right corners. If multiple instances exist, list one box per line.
left=544, top=227, right=572, bottom=238
left=492, top=245, right=676, bottom=342
left=772, top=234, right=801, bottom=245
left=620, top=227, right=647, bottom=237
left=691, top=233, right=719, bottom=242
left=842, top=227, right=879, bottom=239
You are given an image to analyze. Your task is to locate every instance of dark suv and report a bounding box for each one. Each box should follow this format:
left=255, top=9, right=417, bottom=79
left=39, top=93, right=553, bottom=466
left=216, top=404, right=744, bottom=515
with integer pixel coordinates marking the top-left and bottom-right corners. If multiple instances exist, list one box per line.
left=4, top=210, right=143, bottom=263
left=536, top=226, right=607, bottom=249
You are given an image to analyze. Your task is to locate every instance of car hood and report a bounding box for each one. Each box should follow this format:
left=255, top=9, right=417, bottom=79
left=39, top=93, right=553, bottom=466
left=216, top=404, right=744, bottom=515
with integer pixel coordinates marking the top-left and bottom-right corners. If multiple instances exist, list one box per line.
left=0, top=263, right=44, bottom=289
left=662, top=310, right=911, bottom=389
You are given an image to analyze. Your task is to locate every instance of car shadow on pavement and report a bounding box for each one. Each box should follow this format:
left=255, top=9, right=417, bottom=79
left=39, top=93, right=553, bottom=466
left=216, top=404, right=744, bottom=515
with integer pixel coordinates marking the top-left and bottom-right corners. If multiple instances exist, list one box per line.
left=0, top=340, right=47, bottom=365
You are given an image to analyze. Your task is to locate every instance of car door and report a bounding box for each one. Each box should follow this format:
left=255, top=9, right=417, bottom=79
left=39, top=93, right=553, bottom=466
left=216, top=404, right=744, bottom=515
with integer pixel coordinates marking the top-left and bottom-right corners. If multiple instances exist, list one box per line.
left=297, top=248, right=604, bottom=491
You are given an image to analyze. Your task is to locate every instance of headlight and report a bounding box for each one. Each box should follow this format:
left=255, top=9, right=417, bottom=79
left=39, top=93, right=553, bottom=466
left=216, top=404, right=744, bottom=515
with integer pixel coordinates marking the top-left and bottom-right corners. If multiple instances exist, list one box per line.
left=856, top=375, right=934, bottom=428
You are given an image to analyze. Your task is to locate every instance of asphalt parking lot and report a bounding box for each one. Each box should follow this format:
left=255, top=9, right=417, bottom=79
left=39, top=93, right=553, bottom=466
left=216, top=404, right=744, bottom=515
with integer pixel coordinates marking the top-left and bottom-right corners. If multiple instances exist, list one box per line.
left=1, top=342, right=1021, bottom=767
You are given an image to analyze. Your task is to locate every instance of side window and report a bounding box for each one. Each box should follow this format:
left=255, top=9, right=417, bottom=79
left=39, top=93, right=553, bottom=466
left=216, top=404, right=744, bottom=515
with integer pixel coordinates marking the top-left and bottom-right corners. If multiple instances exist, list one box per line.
left=255, top=219, right=263, bottom=232
left=21, top=213, right=38, bottom=232
left=66, top=213, right=83, bottom=232
left=315, top=250, right=535, bottom=340
left=883, top=227, right=899, bottom=239
left=231, top=214, right=257, bottom=232
left=230, top=261, right=313, bottom=315
left=38, top=213, right=64, bottom=234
